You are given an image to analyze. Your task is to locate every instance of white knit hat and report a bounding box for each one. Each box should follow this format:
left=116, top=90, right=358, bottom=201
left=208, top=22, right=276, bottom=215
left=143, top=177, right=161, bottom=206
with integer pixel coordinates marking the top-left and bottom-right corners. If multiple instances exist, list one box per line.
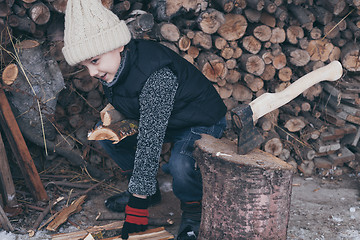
left=62, top=0, right=131, bottom=66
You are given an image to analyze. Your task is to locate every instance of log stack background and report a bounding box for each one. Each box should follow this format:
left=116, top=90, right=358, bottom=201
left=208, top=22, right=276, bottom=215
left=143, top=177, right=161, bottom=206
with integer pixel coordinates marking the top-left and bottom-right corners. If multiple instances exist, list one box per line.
left=1, top=0, right=360, bottom=178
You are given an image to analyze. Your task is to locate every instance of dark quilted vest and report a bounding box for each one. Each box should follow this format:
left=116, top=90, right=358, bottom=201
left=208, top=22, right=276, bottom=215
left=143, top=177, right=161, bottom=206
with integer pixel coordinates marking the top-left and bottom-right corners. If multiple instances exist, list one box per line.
left=103, top=39, right=227, bottom=129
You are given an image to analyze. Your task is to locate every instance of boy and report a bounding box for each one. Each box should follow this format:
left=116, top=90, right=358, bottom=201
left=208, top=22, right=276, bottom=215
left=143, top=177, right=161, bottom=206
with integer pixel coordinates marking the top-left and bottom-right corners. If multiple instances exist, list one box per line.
left=62, top=0, right=227, bottom=239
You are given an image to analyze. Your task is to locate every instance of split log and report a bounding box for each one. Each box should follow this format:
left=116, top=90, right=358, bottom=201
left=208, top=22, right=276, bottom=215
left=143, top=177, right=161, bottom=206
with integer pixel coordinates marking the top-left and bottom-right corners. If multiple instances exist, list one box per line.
left=95, top=212, right=174, bottom=226
left=99, top=227, right=174, bottom=240
left=52, top=224, right=173, bottom=240
left=46, top=195, right=87, bottom=231
left=29, top=2, right=50, bottom=25
left=193, top=134, right=294, bottom=240
left=197, top=51, right=227, bottom=82
left=88, top=119, right=139, bottom=143
left=51, top=221, right=124, bottom=240
left=100, top=103, right=125, bottom=127
left=50, top=0, right=68, bottom=13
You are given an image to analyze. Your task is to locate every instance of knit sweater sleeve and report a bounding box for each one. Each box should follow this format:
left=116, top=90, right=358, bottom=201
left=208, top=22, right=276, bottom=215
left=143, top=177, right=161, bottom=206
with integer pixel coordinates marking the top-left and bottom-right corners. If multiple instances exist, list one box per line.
left=128, top=66, right=178, bottom=196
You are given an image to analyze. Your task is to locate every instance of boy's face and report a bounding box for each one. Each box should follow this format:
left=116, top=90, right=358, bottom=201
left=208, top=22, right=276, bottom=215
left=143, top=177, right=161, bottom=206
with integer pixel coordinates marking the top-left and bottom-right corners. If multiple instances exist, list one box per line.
left=81, top=46, right=124, bottom=83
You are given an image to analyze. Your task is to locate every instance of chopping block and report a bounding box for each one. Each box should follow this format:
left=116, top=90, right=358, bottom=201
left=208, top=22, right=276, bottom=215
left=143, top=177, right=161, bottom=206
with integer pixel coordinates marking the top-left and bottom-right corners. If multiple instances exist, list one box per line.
left=193, top=134, right=294, bottom=240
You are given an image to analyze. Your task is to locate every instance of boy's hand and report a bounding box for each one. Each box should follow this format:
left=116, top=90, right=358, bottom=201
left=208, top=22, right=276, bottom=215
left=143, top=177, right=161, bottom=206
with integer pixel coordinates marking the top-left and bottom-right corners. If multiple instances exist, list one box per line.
left=121, top=195, right=149, bottom=239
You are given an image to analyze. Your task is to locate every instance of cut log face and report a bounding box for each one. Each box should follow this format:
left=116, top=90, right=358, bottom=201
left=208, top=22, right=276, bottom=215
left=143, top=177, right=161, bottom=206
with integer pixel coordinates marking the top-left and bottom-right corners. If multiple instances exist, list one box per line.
left=217, top=13, right=248, bottom=41
left=2, top=63, right=18, bottom=85
left=197, top=8, right=225, bottom=34
left=87, top=119, right=139, bottom=144
left=193, top=134, right=294, bottom=240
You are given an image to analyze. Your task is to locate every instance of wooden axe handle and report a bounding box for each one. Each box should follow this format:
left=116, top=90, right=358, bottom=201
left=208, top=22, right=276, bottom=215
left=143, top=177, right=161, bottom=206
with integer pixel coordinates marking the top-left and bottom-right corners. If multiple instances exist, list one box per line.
left=250, top=61, right=343, bottom=122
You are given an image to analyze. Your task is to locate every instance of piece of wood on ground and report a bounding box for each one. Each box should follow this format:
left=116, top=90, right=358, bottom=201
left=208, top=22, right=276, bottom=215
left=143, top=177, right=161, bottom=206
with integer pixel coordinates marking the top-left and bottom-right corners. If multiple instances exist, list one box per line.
left=0, top=204, right=14, bottom=231
left=0, top=130, right=17, bottom=207
left=0, top=88, right=48, bottom=201
left=102, top=227, right=174, bottom=240
left=46, top=195, right=87, bottom=231
left=51, top=221, right=124, bottom=240
left=193, top=134, right=294, bottom=240
left=51, top=222, right=174, bottom=240
left=96, top=211, right=174, bottom=226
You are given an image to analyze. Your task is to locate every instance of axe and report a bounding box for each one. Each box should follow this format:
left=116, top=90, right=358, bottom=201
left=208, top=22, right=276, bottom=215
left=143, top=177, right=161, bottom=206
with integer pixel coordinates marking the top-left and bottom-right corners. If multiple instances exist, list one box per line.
left=231, top=60, right=343, bottom=155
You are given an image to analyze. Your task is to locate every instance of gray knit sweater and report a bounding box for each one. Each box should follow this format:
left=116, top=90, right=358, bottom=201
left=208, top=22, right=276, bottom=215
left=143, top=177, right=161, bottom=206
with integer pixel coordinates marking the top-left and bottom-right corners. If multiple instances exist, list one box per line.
left=127, top=67, right=178, bottom=196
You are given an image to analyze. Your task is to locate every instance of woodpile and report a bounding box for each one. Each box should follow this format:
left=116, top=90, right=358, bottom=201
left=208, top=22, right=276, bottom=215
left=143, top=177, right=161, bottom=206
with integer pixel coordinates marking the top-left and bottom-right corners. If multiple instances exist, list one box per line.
left=1, top=0, right=360, bottom=185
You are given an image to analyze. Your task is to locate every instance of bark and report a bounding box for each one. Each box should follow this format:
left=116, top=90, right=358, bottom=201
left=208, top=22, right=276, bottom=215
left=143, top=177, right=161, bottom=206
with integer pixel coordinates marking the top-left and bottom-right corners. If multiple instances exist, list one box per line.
left=194, top=134, right=293, bottom=240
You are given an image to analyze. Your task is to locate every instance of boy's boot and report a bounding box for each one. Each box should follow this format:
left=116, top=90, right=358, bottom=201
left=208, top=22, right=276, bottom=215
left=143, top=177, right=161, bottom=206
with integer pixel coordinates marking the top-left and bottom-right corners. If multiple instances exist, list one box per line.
left=177, top=201, right=201, bottom=240
left=105, top=181, right=161, bottom=212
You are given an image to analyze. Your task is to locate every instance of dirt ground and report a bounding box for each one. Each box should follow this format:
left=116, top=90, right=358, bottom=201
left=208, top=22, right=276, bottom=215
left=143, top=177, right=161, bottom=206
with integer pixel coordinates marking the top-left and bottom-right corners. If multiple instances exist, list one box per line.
left=0, top=162, right=360, bottom=240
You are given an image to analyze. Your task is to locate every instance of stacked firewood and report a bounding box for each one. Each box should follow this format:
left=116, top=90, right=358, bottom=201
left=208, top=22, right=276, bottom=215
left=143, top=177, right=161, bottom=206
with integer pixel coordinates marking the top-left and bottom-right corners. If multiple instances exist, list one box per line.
left=1, top=0, right=360, bottom=177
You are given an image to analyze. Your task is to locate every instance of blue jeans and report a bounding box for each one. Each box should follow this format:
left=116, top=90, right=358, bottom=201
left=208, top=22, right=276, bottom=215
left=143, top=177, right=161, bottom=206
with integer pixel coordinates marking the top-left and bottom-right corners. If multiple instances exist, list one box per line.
left=99, top=117, right=227, bottom=202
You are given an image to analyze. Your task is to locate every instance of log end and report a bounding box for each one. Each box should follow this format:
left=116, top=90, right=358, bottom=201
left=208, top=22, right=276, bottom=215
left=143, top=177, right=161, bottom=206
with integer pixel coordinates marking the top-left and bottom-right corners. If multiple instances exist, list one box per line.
left=194, top=134, right=294, bottom=171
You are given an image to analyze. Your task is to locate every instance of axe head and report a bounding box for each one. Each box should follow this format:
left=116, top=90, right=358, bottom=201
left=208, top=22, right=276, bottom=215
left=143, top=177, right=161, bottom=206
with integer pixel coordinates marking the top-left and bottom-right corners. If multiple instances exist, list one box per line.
left=231, top=104, right=264, bottom=155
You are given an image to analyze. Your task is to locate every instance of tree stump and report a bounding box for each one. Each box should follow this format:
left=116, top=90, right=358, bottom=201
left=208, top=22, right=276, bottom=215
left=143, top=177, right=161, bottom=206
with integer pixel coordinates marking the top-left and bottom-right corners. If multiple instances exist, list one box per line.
left=193, top=134, right=294, bottom=240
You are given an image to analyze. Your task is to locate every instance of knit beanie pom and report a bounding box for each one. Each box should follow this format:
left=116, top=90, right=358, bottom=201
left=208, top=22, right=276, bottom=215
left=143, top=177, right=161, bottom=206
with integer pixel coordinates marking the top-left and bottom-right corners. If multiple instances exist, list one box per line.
left=62, top=0, right=131, bottom=66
